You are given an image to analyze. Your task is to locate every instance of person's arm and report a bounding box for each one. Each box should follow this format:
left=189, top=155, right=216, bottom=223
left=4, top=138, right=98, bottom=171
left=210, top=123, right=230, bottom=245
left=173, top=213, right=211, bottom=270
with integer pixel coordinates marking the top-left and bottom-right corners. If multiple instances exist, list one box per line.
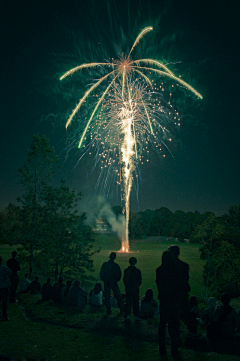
left=123, top=269, right=127, bottom=286
left=117, top=264, right=122, bottom=281
left=138, top=269, right=142, bottom=287
left=6, top=266, right=12, bottom=278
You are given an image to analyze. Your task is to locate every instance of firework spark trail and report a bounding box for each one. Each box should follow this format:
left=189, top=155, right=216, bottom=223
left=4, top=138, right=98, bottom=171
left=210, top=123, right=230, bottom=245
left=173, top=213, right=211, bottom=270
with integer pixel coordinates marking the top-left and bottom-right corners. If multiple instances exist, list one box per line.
left=119, top=100, right=135, bottom=251
left=60, top=26, right=202, bottom=252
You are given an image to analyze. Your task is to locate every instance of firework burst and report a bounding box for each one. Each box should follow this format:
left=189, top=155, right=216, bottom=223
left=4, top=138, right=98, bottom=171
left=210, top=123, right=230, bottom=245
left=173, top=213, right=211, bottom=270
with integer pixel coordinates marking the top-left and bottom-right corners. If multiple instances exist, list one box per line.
left=60, top=26, right=202, bottom=252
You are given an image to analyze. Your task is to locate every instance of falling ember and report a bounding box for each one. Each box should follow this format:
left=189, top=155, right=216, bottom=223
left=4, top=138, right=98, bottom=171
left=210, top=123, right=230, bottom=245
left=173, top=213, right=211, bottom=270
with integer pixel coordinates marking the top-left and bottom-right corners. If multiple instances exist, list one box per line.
left=59, top=27, right=202, bottom=252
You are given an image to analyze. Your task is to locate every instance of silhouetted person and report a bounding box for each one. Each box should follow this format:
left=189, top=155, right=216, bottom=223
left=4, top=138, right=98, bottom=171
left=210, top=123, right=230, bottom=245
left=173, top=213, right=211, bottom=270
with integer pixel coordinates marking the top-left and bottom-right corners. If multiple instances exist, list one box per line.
left=201, top=297, right=217, bottom=327
left=89, top=282, right=103, bottom=307
left=123, top=257, right=142, bottom=319
left=29, top=276, right=41, bottom=294
left=100, top=252, right=124, bottom=315
left=61, top=280, right=72, bottom=304
left=0, top=256, right=12, bottom=321
left=52, top=276, right=65, bottom=303
left=20, top=273, right=31, bottom=292
left=156, top=250, right=182, bottom=356
left=168, top=244, right=190, bottom=325
left=188, top=295, right=200, bottom=334
left=207, top=293, right=237, bottom=342
left=7, top=251, right=20, bottom=302
left=42, top=277, right=53, bottom=301
left=68, top=280, right=87, bottom=308
left=139, top=288, right=158, bottom=319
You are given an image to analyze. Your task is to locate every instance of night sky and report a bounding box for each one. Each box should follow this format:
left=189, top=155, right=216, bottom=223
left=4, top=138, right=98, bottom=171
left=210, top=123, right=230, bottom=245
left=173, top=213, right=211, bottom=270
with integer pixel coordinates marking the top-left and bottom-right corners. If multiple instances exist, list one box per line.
left=1, top=0, right=239, bottom=216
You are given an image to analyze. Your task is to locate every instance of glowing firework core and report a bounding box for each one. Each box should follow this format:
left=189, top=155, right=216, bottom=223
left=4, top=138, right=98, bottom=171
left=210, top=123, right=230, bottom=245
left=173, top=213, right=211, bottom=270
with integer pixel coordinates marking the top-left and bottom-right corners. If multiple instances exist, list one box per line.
left=120, top=101, right=135, bottom=252
left=60, top=26, right=202, bottom=253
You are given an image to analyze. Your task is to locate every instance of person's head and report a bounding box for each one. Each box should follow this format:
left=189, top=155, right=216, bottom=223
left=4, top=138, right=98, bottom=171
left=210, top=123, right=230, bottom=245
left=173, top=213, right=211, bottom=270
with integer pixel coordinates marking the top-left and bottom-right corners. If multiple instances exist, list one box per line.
left=168, top=245, right=180, bottom=258
left=25, top=273, right=29, bottom=278
left=145, top=288, right=154, bottom=301
left=221, top=292, right=231, bottom=306
left=74, top=280, right=80, bottom=287
left=109, top=252, right=116, bottom=261
left=161, top=250, right=175, bottom=265
left=189, top=295, right=198, bottom=307
left=58, top=276, right=64, bottom=283
left=47, top=277, right=51, bottom=283
left=207, top=297, right=217, bottom=308
left=12, top=251, right=17, bottom=258
left=66, top=280, right=72, bottom=287
left=94, top=282, right=102, bottom=294
left=0, top=256, right=3, bottom=264
left=129, top=257, right=137, bottom=266
left=35, top=276, right=39, bottom=281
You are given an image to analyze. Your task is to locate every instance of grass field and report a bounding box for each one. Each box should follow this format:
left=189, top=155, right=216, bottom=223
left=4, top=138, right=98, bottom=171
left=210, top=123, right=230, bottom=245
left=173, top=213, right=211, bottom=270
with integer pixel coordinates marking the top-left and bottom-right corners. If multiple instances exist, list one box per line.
left=1, top=236, right=240, bottom=361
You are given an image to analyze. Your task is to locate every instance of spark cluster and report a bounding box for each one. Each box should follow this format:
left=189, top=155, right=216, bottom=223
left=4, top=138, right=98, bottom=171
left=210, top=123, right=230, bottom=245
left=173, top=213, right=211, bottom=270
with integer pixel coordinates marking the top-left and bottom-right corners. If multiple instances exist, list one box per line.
left=60, top=26, right=202, bottom=251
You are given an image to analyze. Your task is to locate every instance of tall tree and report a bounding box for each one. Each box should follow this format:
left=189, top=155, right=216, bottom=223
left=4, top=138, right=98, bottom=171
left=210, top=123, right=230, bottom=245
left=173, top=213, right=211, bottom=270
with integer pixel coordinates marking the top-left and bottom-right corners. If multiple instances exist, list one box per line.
left=36, top=181, right=97, bottom=282
left=0, top=204, right=22, bottom=245
left=17, top=134, right=60, bottom=275
left=196, top=214, right=240, bottom=297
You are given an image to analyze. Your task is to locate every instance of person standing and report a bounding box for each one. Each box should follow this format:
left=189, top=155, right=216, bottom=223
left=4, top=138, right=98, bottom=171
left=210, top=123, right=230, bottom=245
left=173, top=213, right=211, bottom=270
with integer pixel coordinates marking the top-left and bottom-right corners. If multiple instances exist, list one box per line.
left=123, top=257, right=142, bottom=319
left=7, top=251, right=20, bottom=303
left=100, top=252, right=123, bottom=315
left=0, top=256, right=12, bottom=321
left=168, top=244, right=190, bottom=326
left=156, top=250, right=182, bottom=357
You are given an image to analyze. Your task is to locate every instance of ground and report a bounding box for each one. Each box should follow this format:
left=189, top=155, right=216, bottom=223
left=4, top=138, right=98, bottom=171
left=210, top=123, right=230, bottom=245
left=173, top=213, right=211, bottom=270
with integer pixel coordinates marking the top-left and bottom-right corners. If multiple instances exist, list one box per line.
left=0, top=294, right=240, bottom=361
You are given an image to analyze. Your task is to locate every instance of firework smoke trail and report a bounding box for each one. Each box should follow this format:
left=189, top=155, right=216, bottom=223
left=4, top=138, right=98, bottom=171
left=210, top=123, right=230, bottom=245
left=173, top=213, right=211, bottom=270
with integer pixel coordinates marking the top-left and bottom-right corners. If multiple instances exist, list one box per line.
left=60, top=27, right=202, bottom=252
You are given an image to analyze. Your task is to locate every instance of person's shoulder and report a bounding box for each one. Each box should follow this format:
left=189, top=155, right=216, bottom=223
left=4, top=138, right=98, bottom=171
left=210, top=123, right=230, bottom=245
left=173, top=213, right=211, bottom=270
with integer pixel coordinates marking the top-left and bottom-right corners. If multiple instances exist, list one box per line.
left=156, top=265, right=162, bottom=273
left=228, top=305, right=237, bottom=315
left=0, top=264, right=11, bottom=272
left=178, top=258, right=189, bottom=268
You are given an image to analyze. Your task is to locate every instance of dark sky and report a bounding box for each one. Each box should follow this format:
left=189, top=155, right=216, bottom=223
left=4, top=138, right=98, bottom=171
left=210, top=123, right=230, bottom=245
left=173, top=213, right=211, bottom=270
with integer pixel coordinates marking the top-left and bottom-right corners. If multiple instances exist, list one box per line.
left=1, top=0, right=239, bottom=216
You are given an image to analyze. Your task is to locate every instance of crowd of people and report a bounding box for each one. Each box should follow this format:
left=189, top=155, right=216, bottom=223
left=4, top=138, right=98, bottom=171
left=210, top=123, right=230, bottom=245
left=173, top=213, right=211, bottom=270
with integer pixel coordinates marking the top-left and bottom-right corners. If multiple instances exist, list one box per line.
left=1, top=247, right=240, bottom=357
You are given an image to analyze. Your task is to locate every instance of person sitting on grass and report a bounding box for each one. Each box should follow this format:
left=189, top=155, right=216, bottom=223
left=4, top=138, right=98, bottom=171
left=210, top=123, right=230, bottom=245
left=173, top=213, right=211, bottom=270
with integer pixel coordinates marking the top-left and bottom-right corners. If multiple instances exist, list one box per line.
left=42, top=277, right=53, bottom=301
left=200, top=297, right=217, bottom=327
left=139, top=288, right=158, bottom=319
left=20, top=273, right=31, bottom=292
left=89, top=282, right=103, bottom=307
left=61, top=280, right=72, bottom=304
left=29, top=276, right=41, bottom=295
left=68, top=280, right=87, bottom=308
left=52, top=276, right=65, bottom=303
left=187, top=295, right=201, bottom=334
left=207, top=293, right=237, bottom=342
left=0, top=255, right=12, bottom=321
